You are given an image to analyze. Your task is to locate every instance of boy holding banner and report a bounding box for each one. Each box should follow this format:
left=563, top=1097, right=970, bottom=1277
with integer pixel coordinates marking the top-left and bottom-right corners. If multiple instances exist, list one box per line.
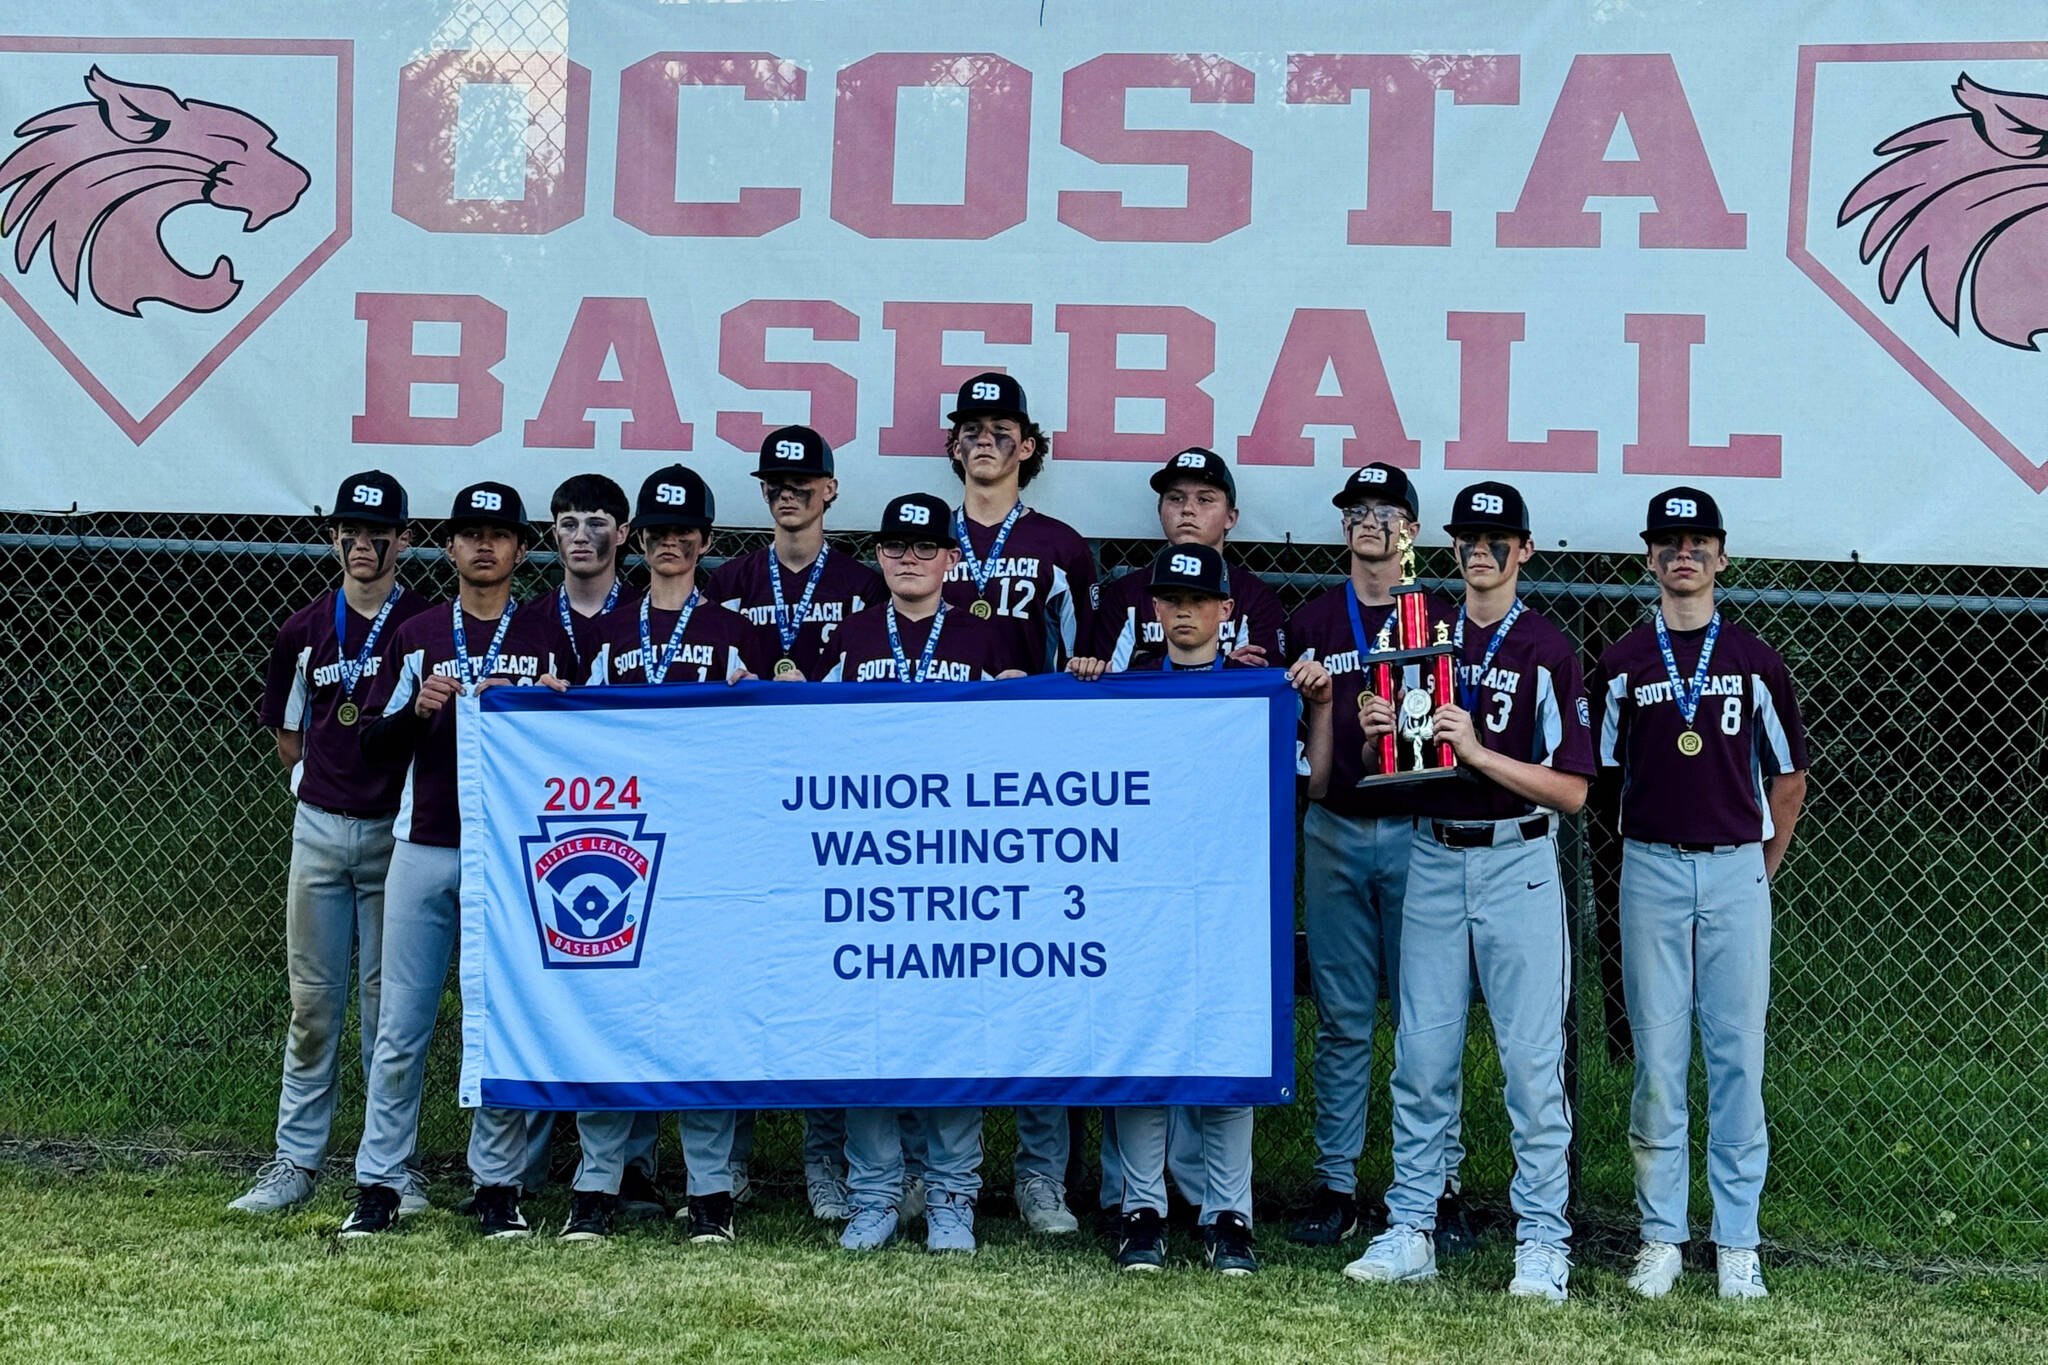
left=342, top=483, right=572, bottom=1240
left=236, top=472, right=433, bottom=1215
left=1345, top=481, right=1594, bottom=1301
left=940, top=370, right=1099, bottom=1236
left=825, top=492, right=1015, bottom=1255
left=1595, top=488, right=1808, bottom=1300
left=1091, top=544, right=1333, bottom=1276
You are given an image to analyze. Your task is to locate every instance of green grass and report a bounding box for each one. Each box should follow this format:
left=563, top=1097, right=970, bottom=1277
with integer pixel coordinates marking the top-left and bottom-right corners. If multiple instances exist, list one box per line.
left=1, top=1162, right=2043, bottom=1365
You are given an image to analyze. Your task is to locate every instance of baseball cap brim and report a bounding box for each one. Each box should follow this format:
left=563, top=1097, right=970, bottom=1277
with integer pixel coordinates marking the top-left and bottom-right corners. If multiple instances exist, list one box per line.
left=1149, top=466, right=1232, bottom=495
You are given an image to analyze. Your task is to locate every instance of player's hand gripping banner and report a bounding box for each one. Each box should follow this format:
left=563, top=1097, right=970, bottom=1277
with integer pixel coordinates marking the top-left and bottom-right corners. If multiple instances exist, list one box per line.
left=455, top=674, right=1297, bottom=1109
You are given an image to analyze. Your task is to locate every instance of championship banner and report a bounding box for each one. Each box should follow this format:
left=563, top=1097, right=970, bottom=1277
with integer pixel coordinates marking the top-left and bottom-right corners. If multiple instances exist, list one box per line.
left=454, top=672, right=1297, bottom=1109
left=4, top=0, right=2048, bottom=565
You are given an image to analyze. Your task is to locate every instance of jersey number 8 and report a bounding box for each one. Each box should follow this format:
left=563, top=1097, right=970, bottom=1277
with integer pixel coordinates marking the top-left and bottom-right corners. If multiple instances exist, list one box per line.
left=1720, top=694, right=1742, bottom=735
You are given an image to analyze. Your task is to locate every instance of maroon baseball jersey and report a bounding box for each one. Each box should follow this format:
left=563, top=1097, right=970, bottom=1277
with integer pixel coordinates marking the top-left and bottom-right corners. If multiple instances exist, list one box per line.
left=940, top=505, right=1097, bottom=675
left=260, top=586, right=434, bottom=815
left=705, top=544, right=884, bottom=681
left=1595, top=616, right=1809, bottom=845
left=523, top=582, right=641, bottom=683
left=587, top=595, right=776, bottom=685
left=1090, top=559, right=1287, bottom=669
left=1412, top=602, right=1598, bottom=822
left=1287, top=583, right=1458, bottom=820
left=825, top=602, right=1008, bottom=682
left=359, top=600, right=572, bottom=847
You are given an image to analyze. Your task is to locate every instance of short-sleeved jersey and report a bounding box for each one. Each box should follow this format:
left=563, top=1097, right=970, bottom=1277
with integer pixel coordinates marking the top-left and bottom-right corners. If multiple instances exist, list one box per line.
left=361, top=601, right=571, bottom=847
left=1287, top=584, right=1458, bottom=820
left=824, top=603, right=1007, bottom=682
left=587, top=595, right=775, bottom=686
left=523, top=581, right=641, bottom=682
left=1090, top=560, right=1287, bottom=670
left=1412, top=602, right=1598, bottom=822
left=1595, top=616, right=1809, bottom=845
left=705, top=544, right=884, bottom=681
left=260, top=585, right=435, bottom=814
left=940, top=506, right=1097, bottom=675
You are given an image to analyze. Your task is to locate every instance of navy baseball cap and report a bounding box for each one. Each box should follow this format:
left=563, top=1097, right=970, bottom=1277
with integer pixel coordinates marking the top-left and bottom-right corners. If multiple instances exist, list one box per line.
left=1333, top=463, right=1419, bottom=521
left=634, top=464, right=715, bottom=530
left=1149, top=446, right=1236, bottom=501
left=1443, top=481, right=1529, bottom=537
left=1147, top=543, right=1231, bottom=599
left=754, top=424, right=834, bottom=478
left=446, top=481, right=532, bottom=539
left=1642, top=486, right=1724, bottom=542
left=948, top=371, right=1029, bottom=424
left=330, top=470, right=408, bottom=527
left=877, top=492, right=958, bottom=546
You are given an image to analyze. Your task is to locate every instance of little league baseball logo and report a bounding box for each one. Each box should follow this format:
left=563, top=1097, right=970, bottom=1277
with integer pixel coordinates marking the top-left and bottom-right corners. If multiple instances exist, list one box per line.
left=521, top=814, right=667, bottom=969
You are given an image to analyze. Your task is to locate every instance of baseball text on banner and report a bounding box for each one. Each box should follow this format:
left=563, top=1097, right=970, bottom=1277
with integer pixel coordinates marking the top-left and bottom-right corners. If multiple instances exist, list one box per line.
left=454, top=672, right=1298, bottom=1110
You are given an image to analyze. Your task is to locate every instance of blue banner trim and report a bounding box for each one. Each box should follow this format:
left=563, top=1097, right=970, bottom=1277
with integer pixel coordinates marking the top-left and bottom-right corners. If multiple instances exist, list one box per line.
left=479, top=1074, right=1289, bottom=1110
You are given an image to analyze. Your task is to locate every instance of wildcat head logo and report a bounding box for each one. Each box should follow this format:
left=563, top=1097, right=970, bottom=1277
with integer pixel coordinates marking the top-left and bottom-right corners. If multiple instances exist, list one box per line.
left=0, top=66, right=310, bottom=316
left=1839, top=73, right=2048, bottom=352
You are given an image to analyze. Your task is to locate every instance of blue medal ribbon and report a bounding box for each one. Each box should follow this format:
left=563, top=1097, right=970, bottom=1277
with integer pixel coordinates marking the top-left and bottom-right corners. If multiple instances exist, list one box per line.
left=1452, top=599, right=1524, bottom=712
left=953, top=501, right=1026, bottom=597
left=638, top=590, right=702, bottom=685
left=1653, top=607, right=1722, bottom=727
left=770, top=545, right=831, bottom=654
left=886, top=603, right=950, bottom=683
left=1343, top=586, right=1394, bottom=668
left=450, top=597, right=517, bottom=693
left=556, top=580, right=621, bottom=670
left=334, top=585, right=402, bottom=701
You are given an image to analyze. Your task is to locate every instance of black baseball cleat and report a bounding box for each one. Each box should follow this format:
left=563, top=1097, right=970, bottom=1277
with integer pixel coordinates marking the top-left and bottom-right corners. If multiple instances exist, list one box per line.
left=617, top=1168, right=668, bottom=1221
left=1115, top=1207, right=1167, bottom=1272
left=687, top=1191, right=737, bottom=1244
left=561, top=1190, right=618, bottom=1243
left=1288, top=1186, right=1361, bottom=1245
left=473, top=1183, right=531, bottom=1240
left=1204, top=1211, right=1260, bottom=1276
left=1094, top=1202, right=1124, bottom=1240
left=338, top=1184, right=401, bottom=1239
left=1435, top=1189, right=1477, bottom=1258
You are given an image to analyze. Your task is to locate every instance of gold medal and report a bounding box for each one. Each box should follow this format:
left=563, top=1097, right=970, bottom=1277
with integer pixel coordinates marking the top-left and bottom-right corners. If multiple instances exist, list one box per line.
left=1677, top=729, right=1703, bottom=757
left=970, top=599, right=993, bottom=620
left=337, top=701, right=360, bottom=727
left=773, top=657, right=801, bottom=679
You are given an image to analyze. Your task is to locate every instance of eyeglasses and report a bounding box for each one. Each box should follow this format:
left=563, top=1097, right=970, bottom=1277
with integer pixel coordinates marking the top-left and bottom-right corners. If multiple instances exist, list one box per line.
left=1341, top=504, right=1402, bottom=527
left=877, top=539, right=946, bottom=561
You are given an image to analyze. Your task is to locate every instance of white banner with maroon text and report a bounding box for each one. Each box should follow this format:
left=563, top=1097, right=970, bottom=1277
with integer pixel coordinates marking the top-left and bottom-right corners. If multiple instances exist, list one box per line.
left=2, top=0, right=2045, bottom=564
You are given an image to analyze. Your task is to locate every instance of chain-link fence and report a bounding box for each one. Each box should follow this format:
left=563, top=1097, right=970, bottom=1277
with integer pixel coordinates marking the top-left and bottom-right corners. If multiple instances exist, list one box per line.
left=1, top=508, right=2043, bottom=1268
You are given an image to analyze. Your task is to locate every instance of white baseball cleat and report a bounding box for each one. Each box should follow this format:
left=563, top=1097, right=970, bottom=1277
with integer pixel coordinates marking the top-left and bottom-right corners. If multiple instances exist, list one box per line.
left=806, top=1167, right=853, bottom=1222
left=1343, top=1225, right=1437, bottom=1284
left=1627, top=1240, right=1685, bottom=1298
left=1507, top=1241, right=1571, bottom=1302
left=1014, top=1174, right=1079, bottom=1235
left=1717, top=1246, right=1768, bottom=1299
left=397, top=1168, right=431, bottom=1217
left=228, top=1158, right=314, bottom=1213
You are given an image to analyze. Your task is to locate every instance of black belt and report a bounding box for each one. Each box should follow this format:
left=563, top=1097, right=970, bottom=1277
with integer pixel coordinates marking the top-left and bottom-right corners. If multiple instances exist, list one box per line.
left=1667, top=841, right=1744, bottom=854
left=302, top=800, right=397, bottom=822
left=1426, top=815, right=1550, bottom=848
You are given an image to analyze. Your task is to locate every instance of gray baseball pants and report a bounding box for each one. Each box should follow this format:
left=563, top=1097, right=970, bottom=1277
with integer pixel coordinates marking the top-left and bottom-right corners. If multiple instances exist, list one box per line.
left=354, top=839, right=533, bottom=1190
left=574, top=1109, right=737, bottom=1196
left=1621, top=838, right=1772, bottom=1249
left=1013, top=1105, right=1069, bottom=1188
left=273, top=803, right=392, bottom=1171
left=846, top=1107, right=982, bottom=1210
left=1384, top=820, right=1573, bottom=1246
left=1165, top=1106, right=1254, bottom=1225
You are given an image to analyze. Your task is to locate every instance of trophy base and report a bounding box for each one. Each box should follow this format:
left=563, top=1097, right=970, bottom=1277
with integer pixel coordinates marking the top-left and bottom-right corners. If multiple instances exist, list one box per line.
left=1352, top=765, right=1467, bottom=791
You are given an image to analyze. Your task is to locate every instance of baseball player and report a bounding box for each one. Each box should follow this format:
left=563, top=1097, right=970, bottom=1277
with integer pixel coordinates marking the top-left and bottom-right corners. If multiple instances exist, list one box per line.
left=1345, top=481, right=1595, bottom=1302
left=939, top=370, right=1098, bottom=1233
left=702, top=424, right=885, bottom=1221
left=1282, top=464, right=1469, bottom=1250
left=1595, top=488, right=1809, bottom=1300
left=1093, top=544, right=1332, bottom=1275
left=1076, top=446, right=1285, bottom=671
left=342, top=482, right=572, bottom=1240
left=572, top=464, right=775, bottom=1245
left=823, top=492, right=1018, bottom=1255
left=234, top=472, right=434, bottom=1215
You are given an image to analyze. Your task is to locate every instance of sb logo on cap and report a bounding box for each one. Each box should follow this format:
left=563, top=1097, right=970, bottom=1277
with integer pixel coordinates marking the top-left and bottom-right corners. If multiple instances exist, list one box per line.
left=655, top=484, right=687, bottom=505
left=1169, top=552, right=1203, bottom=576
left=970, top=380, right=1001, bottom=402
left=1665, top=497, right=1698, bottom=518
left=772, top=440, right=806, bottom=461
left=1174, top=451, right=1207, bottom=468
left=1471, top=492, right=1505, bottom=514
left=470, top=490, right=503, bottom=511
left=1357, top=468, right=1387, bottom=484
left=897, top=502, right=931, bottom=525
left=352, top=486, right=384, bottom=507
